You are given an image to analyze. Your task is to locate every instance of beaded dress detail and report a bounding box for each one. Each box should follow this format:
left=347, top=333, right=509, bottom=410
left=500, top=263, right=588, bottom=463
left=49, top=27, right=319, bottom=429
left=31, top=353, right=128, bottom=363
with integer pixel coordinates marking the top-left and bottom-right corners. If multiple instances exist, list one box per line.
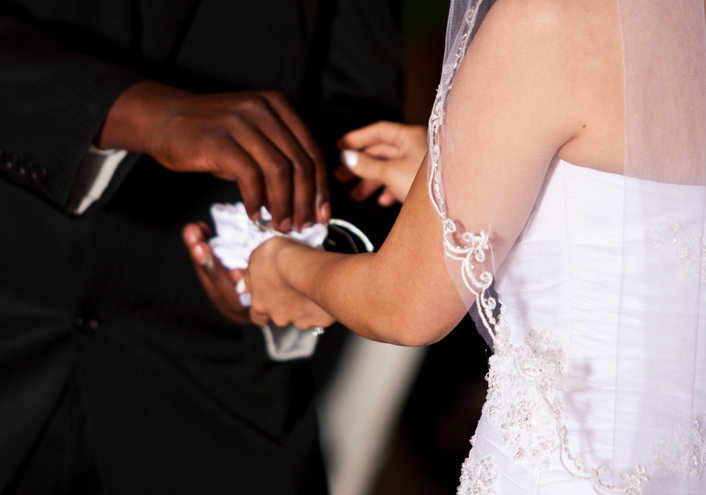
left=428, top=1, right=706, bottom=493
left=450, top=160, right=706, bottom=494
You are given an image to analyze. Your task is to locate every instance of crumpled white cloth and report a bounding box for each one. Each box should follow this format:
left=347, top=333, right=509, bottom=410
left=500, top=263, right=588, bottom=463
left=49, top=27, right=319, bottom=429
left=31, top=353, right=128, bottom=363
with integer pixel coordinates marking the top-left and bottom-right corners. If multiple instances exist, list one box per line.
left=208, top=202, right=328, bottom=361
left=209, top=202, right=328, bottom=273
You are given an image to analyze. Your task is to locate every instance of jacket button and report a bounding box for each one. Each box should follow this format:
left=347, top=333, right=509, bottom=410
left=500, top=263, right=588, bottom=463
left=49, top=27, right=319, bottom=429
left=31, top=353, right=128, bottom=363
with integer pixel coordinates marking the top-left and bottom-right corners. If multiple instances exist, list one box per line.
left=75, top=314, right=100, bottom=334
left=38, top=166, right=48, bottom=183
left=27, top=162, right=38, bottom=181
left=87, top=318, right=100, bottom=332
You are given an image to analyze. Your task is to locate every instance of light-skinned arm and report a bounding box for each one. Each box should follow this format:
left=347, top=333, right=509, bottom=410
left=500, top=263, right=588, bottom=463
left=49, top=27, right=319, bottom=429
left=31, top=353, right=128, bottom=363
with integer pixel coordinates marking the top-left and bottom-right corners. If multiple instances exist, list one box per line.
left=244, top=0, right=623, bottom=340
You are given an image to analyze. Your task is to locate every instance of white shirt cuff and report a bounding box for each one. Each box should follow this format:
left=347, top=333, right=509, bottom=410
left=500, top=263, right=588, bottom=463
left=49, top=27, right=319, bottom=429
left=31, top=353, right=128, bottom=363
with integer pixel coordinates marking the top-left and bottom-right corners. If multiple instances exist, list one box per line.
left=261, top=324, right=320, bottom=361
left=68, top=145, right=128, bottom=214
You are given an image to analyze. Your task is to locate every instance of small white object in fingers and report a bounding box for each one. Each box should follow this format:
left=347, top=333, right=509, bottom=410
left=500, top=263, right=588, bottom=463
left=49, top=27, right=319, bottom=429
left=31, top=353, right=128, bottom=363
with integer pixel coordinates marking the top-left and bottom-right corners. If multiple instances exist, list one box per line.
left=235, top=278, right=247, bottom=295
left=341, top=149, right=359, bottom=169
left=312, top=326, right=325, bottom=337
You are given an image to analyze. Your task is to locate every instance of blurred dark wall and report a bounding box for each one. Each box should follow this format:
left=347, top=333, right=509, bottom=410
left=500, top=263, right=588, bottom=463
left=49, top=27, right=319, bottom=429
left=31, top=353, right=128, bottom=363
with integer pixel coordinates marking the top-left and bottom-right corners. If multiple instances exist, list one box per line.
left=401, top=0, right=450, bottom=124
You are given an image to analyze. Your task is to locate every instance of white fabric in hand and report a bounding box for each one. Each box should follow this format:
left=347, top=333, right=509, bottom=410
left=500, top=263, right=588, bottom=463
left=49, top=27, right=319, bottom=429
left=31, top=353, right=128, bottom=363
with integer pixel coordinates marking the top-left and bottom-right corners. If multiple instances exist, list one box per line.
left=209, top=202, right=328, bottom=306
left=209, top=202, right=329, bottom=362
left=209, top=202, right=328, bottom=269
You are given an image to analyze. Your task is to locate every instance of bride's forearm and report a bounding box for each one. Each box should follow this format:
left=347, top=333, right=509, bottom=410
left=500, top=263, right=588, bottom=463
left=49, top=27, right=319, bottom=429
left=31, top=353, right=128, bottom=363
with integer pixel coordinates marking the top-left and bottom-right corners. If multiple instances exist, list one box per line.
left=275, top=164, right=467, bottom=346
left=276, top=246, right=398, bottom=342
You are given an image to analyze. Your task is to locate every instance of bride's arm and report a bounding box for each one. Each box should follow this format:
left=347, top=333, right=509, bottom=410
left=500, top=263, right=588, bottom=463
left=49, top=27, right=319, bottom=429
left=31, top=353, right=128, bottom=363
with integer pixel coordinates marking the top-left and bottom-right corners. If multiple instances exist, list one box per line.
left=249, top=158, right=464, bottom=346
left=246, top=0, right=602, bottom=346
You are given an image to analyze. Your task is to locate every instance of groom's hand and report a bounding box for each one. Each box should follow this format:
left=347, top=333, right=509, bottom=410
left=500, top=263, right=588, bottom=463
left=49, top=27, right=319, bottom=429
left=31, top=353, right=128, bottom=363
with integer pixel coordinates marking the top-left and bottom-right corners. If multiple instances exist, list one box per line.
left=182, top=222, right=252, bottom=324
left=97, top=80, right=331, bottom=231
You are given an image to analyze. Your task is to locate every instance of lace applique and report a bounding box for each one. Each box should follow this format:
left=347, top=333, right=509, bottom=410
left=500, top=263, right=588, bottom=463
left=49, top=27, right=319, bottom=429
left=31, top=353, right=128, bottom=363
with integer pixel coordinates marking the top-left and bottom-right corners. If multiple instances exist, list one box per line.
left=650, top=415, right=706, bottom=479
left=481, top=311, right=650, bottom=494
left=427, top=4, right=491, bottom=298
left=644, top=222, right=706, bottom=283
left=485, top=326, right=564, bottom=469
left=427, top=3, right=664, bottom=495
left=458, top=453, right=498, bottom=495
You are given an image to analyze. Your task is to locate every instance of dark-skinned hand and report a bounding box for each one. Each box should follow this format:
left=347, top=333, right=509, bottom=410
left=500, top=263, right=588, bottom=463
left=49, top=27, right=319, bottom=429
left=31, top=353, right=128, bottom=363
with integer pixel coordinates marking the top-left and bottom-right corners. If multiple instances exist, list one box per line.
left=97, top=80, right=333, bottom=323
left=183, top=222, right=335, bottom=329
left=182, top=222, right=252, bottom=324
left=98, top=80, right=331, bottom=231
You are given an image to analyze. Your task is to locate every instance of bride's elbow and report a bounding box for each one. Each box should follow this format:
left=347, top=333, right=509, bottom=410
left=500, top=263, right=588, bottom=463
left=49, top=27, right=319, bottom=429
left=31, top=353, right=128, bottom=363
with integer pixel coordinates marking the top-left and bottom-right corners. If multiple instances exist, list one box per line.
left=394, top=328, right=448, bottom=347
left=366, top=308, right=457, bottom=347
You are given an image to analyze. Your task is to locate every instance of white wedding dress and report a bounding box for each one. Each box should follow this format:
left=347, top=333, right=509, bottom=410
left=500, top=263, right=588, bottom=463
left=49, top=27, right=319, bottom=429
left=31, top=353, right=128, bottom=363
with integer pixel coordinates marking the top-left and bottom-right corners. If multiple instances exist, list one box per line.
left=457, top=159, right=706, bottom=494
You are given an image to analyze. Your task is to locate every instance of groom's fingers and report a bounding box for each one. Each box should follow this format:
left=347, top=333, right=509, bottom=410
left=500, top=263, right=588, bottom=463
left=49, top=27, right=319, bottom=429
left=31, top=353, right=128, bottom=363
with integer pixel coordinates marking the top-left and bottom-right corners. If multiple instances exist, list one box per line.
left=194, top=221, right=213, bottom=239
left=260, top=91, right=331, bottom=226
left=183, top=224, right=251, bottom=324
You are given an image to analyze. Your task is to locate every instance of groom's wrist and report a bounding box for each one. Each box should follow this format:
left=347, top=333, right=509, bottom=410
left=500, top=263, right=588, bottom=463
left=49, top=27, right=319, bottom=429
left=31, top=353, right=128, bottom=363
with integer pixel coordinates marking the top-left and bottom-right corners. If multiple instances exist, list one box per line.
left=94, top=80, right=191, bottom=155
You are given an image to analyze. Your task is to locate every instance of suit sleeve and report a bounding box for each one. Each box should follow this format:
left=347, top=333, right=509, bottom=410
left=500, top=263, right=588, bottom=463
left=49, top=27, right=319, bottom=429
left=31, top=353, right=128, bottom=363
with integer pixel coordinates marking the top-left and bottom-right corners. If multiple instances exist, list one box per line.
left=0, top=16, right=145, bottom=214
left=320, top=0, right=403, bottom=138
left=314, top=0, right=403, bottom=247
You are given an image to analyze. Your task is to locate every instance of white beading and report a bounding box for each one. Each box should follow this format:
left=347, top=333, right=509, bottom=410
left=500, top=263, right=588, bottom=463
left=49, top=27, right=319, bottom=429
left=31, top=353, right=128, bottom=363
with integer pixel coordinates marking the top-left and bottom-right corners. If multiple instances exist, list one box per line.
left=644, top=222, right=706, bottom=283
left=650, top=415, right=706, bottom=480
left=458, top=453, right=498, bottom=495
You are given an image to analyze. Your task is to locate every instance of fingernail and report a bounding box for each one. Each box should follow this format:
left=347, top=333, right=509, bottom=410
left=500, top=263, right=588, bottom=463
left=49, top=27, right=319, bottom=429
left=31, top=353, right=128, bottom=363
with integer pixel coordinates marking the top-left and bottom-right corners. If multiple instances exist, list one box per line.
left=185, top=232, right=197, bottom=245
left=279, top=217, right=292, bottom=232
left=319, top=202, right=331, bottom=222
left=193, top=244, right=212, bottom=268
left=341, top=149, right=359, bottom=169
left=302, top=221, right=313, bottom=229
left=239, top=293, right=252, bottom=308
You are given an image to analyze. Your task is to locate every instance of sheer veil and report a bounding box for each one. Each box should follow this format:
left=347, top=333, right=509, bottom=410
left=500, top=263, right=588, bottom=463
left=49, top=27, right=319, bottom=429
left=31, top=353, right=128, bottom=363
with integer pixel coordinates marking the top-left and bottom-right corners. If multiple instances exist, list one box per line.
left=428, top=0, right=706, bottom=492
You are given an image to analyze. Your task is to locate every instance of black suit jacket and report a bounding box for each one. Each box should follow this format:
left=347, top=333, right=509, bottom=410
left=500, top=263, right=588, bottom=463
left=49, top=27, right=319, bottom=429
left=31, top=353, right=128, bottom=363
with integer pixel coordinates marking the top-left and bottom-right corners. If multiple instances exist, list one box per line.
left=0, top=1, right=401, bottom=493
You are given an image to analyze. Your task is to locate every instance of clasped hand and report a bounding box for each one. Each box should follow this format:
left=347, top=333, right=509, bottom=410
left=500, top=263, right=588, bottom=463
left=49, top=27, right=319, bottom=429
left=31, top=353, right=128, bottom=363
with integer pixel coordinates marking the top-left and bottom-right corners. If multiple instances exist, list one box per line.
left=98, top=80, right=337, bottom=326
left=244, top=237, right=335, bottom=329
left=176, top=116, right=426, bottom=327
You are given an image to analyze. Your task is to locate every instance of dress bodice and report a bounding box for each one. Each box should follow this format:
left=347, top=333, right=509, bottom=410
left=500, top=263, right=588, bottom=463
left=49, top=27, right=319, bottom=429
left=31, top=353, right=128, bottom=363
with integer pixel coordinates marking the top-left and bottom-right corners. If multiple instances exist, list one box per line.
left=460, top=159, right=706, bottom=494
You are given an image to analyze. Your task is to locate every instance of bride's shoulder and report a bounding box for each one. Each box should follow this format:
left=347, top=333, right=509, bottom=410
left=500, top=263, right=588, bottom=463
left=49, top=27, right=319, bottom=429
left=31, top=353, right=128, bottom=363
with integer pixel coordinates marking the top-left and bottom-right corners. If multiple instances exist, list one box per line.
left=480, top=0, right=617, bottom=52
left=485, top=0, right=570, bottom=30
left=464, top=0, right=619, bottom=102
left=472, top=0, right=624, bottom=174
left=448, top=0, right=623, bottom=173
left=468, top=0, right=621, bottom=109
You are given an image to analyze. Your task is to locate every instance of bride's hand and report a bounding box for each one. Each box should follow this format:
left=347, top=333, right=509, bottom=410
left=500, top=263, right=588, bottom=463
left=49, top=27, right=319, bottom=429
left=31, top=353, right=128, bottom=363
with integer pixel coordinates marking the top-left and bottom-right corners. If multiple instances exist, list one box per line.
left=244, top=237, right=335, bottom=329
left=335, top=121, right=427, bottom=205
